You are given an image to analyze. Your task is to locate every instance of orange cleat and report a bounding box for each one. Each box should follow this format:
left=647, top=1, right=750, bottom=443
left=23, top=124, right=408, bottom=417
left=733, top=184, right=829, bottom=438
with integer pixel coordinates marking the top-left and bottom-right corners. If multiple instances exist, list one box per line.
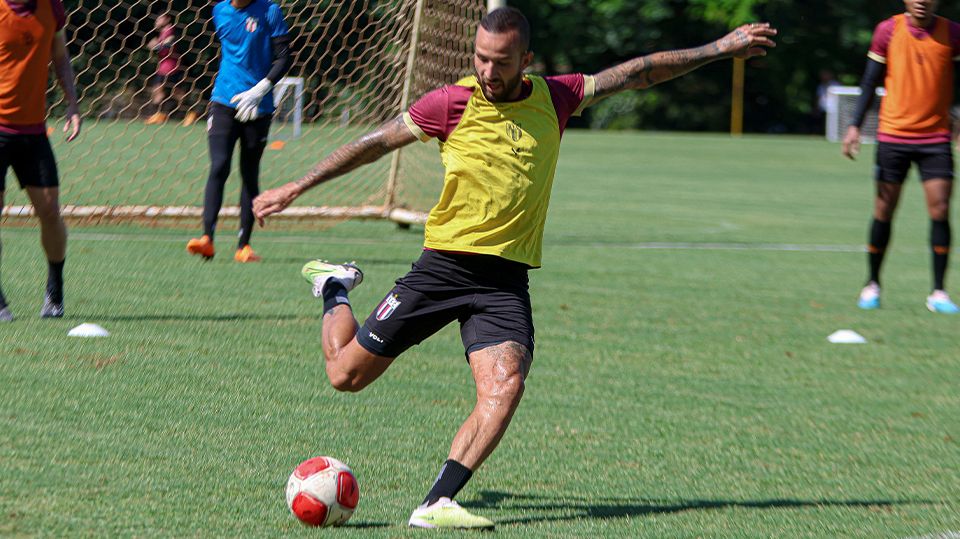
left=145, top=112, right=168, bottom=125
left=187, top=235, right=215, bottom=259
left=181, top=111, right=199, bottom=127
left=234, top=245, right=261, bottom=263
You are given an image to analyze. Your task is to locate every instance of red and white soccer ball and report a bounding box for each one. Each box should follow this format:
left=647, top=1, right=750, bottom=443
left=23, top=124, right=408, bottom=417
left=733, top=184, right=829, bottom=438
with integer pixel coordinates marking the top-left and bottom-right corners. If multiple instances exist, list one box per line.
left=286, top=456, right=360, bottom=527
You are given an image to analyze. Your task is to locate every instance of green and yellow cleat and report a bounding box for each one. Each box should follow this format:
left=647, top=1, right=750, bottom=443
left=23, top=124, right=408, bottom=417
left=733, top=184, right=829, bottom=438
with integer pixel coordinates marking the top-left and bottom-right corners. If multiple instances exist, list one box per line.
left=300, top=260, right=364, bottom=298
left=408, top=498, right=495, bottom=530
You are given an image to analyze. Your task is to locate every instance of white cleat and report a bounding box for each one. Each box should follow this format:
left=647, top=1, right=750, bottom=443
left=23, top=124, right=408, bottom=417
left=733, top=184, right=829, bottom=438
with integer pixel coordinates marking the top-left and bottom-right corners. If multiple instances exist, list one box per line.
left=0, top=306, right=13, bottom=322
left=40, top=295, right=64, bottom=319
left=926, top=290, right=959, bottom=314
left=857, top=282, right=880, bottom=310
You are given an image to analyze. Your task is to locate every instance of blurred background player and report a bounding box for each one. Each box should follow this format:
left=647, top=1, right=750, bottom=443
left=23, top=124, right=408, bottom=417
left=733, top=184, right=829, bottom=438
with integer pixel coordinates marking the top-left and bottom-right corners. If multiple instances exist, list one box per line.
left=0, top=0, right=81, bottom=322
left=254, top=7, right=776, bottom=529
left=144, top=13, right=196, bottom=126
left=843, top=0, right=960, bottom=314
left=186, top=0, right=290, bottom=262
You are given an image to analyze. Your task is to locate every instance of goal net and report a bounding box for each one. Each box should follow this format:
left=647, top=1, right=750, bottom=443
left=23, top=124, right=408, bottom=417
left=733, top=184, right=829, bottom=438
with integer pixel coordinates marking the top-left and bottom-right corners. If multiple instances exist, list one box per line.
left=825, top=85, right=885, bottom=143
left=2, top=0, right=485, bottom=225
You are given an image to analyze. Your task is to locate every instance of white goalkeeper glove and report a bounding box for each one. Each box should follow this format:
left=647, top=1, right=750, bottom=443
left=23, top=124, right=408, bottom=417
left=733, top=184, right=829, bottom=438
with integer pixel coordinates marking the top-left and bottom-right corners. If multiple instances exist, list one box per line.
left=230, top=78, right=273, bottom=122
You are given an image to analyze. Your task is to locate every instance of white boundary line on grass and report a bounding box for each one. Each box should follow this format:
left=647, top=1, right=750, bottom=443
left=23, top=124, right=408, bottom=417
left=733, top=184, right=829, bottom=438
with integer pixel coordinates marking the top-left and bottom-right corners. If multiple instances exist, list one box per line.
left=596, top=241, right=864, bottom=253
left=2, top=231, right=866, bottom=253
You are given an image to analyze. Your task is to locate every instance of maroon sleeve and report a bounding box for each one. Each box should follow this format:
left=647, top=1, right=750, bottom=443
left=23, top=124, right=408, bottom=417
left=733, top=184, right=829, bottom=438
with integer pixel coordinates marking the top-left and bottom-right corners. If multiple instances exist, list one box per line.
left=869, top=18, right=895, bottom=60
left=545, top=74, right=586, bottom=135
left=50, top=0, right=66, bottom=32
left=407, top=85, right=472, bottom=141
left=950, top=20, right=960, bottom=58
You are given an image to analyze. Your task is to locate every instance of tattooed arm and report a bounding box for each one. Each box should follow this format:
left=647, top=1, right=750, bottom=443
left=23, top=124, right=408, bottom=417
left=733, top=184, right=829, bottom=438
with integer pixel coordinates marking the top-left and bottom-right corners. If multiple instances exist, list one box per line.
left=591, top=23, right=777, bottom=102
left=253, top=115, right=417, bottom=222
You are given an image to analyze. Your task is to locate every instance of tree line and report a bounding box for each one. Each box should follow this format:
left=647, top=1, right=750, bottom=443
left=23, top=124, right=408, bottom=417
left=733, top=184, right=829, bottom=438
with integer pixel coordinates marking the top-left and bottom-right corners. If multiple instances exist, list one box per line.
left=513, top=0, right=960, bottom=133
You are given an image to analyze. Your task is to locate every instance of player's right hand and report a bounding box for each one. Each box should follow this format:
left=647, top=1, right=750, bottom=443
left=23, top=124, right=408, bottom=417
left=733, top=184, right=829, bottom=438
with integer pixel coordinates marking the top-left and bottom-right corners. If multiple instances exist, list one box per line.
left=717, top=22, right=777, bottom=59
left=64, top=104, right=81, bottom=142
left=253, top=182, right=302, bottom=226
left=842, top=126, right=861, bottom=160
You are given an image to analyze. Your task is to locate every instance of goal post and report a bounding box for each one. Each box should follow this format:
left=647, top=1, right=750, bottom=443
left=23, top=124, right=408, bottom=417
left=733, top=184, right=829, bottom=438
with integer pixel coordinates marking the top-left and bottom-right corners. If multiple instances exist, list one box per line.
left=825, top=86, right=886, bottom=143
left=2, top=0, right=485, bottom=226
left=271, top=76, right=305, bottom=143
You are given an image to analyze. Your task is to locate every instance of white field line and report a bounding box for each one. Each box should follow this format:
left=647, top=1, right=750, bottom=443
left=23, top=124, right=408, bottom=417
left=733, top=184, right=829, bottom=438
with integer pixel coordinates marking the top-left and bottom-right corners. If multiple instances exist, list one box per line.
left=2, top=230, right=866, bottom=253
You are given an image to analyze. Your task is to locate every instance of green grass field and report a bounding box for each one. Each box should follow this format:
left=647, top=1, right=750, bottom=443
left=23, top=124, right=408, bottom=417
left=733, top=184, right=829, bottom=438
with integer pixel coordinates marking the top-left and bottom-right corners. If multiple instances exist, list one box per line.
left=2, top=132, right=959, bottom=537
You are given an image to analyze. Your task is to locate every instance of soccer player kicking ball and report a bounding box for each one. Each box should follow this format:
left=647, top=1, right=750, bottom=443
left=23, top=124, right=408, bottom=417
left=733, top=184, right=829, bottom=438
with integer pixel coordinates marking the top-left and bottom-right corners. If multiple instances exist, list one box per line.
left=186, top=0, right=291, bottom=263
left=843, top=0, right=960, bottom=314
left=255, top=8, right=776, bottom=529
left=0, top=0, right=80, bottom=322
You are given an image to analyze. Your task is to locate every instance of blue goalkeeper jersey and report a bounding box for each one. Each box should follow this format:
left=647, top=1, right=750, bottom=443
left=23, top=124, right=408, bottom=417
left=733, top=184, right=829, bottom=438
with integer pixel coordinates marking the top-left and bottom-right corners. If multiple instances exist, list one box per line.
left=211, top=0, right=289, bottom=116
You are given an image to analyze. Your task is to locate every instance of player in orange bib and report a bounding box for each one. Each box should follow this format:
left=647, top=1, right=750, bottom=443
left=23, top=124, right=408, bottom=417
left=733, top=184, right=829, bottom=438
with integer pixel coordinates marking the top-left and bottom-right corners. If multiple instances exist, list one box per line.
left=0, top=0, right=81, bottom=321
left=255, top=8, right=776, bottom=529
left=843, top=0, right=960, bottom=313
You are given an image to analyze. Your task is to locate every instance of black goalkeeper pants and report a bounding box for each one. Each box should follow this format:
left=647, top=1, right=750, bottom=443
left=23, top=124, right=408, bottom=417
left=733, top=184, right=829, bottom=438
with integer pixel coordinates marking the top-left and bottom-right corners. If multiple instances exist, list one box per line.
left=203, top=102, right=271, bottom=248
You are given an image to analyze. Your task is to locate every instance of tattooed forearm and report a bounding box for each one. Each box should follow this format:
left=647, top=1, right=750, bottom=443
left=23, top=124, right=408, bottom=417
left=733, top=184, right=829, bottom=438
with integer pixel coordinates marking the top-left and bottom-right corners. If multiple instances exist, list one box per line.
left=294, top=115, right=416, bottom=191
left=591, top=23, right=775, bottom=102
left=593, top=42, right=724, bottom=99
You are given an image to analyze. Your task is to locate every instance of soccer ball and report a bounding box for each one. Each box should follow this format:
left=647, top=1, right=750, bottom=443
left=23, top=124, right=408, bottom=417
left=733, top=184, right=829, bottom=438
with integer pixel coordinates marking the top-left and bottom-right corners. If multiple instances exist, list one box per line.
left=286, top=456, right=360, bottom=527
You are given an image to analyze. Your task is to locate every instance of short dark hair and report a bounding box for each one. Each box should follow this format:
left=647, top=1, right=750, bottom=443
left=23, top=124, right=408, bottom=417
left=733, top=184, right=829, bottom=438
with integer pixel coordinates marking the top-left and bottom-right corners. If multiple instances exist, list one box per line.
left=480, top=7, right=530, bottom=51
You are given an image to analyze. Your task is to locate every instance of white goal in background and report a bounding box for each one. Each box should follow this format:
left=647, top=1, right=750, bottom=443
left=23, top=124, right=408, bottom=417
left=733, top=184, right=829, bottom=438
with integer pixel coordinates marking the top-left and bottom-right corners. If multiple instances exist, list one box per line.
left=825, top=86, right=886, bottom=143
left=272, top=76, right=305, bottom=142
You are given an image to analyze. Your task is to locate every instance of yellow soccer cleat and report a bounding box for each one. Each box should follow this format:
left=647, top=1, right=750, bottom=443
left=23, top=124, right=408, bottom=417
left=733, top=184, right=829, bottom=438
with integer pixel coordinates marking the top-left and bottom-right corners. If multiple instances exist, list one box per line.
left=301, top=260, right=363, bottom=298
left=407, top=498, right=495, bottom=530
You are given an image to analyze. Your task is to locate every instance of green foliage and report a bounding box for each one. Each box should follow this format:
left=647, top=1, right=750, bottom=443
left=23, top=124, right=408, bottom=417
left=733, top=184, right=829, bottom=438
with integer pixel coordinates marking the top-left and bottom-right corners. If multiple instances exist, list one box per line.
left=688, top=0, right=767, bottom=25
left=514, top=0, right=960, bottom=133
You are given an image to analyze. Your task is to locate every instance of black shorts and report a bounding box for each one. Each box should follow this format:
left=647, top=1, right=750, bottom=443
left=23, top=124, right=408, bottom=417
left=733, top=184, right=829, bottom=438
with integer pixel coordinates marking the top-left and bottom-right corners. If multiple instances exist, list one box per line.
left=207, top=102, right=271, bottom=141
left=875, top=142, right=954, bottom=184
left=357, top=250, right=535, bottom=359
left=0, top=132, right=59, bottom=192
left=151, top=70, right=184, bottom=89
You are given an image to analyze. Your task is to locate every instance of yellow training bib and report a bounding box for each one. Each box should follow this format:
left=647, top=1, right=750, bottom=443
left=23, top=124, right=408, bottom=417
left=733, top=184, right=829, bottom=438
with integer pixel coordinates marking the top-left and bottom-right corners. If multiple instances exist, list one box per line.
left=419, top=75, right=562, bottom=268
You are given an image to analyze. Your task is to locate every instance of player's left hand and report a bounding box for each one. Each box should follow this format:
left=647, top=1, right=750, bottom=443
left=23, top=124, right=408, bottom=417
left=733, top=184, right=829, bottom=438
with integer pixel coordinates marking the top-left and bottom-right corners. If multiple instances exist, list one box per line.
left=63, top=105, right=81, bottom=142
left=253, top=182, right=302, bottom=226
left=231, top=78, right=273, bottom=123
left=717, top=22, right=778, bottom=59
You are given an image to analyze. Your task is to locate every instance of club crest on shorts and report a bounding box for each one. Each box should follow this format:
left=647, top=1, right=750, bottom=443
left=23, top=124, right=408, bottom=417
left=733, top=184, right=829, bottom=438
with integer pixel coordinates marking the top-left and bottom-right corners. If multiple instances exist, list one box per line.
left=245, top=17, right=259, bottom=33
left=375, top=294, right=401, bottom=321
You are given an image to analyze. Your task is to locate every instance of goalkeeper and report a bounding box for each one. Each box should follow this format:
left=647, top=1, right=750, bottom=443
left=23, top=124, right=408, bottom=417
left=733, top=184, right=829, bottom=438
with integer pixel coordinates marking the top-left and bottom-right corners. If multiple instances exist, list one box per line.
left=255, top=7, right=776, bottom=529
left=187, top=0, right=291, bottom=263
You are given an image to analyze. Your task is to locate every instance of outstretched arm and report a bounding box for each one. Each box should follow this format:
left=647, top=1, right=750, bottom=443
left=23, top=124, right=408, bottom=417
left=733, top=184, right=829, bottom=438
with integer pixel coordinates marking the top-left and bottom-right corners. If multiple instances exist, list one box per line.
left=591, top=23, right=777, bottom=102
left=253, top=115, right=418, bottom=222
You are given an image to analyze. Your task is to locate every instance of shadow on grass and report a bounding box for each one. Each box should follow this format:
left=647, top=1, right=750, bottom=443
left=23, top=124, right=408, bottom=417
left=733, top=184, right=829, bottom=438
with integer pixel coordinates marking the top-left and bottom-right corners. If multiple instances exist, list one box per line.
left=466, top=490, right=933, bottom=526
left=82, top=313, right=301, bottom=322
left=343, top=521, right=392, bottom=529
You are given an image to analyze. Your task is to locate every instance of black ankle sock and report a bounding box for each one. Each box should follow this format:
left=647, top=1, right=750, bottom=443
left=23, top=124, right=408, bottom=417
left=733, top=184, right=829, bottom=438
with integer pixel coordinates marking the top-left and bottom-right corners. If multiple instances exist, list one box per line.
left=47, top=259, right=65, bottom=304
left=868, top=218, right=892, bottom=285
left=423, top=459, right=473, bottom=506
left=931, top=219, right=951, bottom=291
left=322, top=281, right=349, bottom=315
